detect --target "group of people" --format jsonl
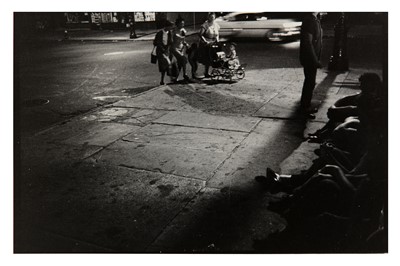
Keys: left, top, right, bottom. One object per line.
{"left": 256, "top": 14, "right": 387, "bottom": 252}
{"left": 255, "top": 72, "right": 387, "bottom": 252}
{"left": 153, "top": 12, "right": 239, "bottom": 85}
{"left": 154, "top": 12, "right": 387, "bottom": 252}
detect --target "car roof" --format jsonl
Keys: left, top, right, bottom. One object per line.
{"left": 223, "top": 12, "right": 259, "bottom": 18}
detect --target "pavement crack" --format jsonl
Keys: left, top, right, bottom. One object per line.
{"left": 205, "top": 118, "right": 263, "bottom": 183}
{"left": 151, "top": 121, "right": 250, "bottom": 133}
{"left": 117, "top": 164, "right": 206, "bottom": 182}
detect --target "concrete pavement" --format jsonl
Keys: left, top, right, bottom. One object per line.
{"left": 15, "top": 58, "right": 379, "bottom": 253}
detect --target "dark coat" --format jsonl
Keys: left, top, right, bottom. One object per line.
{"left": 299, "top": 14, "right": 323, "bottom": 67}
{"left": 153, "top": 30, "right": 173, "bottom": 72}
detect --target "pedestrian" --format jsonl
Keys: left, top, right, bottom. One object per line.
{"left": 299, "top": 12, "right": 323, "bottom": 118}
{"left": 170, "top": 17, "right": 190, "bottom": 82}
{"left": 153, "top": 20, "right": 174, "bottom": 85}
{"left": 197, "top": 12, "right": 220, "bottom": 78}
{"left": 129, "top": 13, "right": 137, "bottom": 39}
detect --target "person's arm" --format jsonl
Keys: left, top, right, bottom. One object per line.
{"left": 199, "top": 26, "right": 209, "bottom": 44}
{"left": 319, "top": 165, "right": 356, "bottom": 193}
{"left": 232, "top": 50, "right": 237, "bottom": 59}
{"left": 215, "top": 24, "right": 220, "bottom": 42}
{"left": 327, "top": 95, "right": 360, "bottom": 120}
{"left": 334, "top": 94, "right": 359, "bottom": 107}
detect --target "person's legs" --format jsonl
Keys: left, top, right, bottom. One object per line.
{"left": 181, "top": 56, "right": 189, "bottom": 80}
{"left": 204, "top": 65, "right": 210, "bottom": 77}
{"left": 286, "top": 177, "right": 342, "bottom": 217}
{"left": 177, "top": 53, "right": 189, "bottom": 80}
{"left": 188, "top": 50, "right": 198, "bottom": 79}
{"left": 301, "top": 65, "right": 318, "bottom": 110}
{"left": 160, "top": 71, "right": 166, "bottom": 85}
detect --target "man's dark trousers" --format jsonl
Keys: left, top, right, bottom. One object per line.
{"left": 300, "top": 64, "right": 317, "bottom": 109}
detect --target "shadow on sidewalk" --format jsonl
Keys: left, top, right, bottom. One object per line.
{"left": 149, "top": 72, "right": 340, "bottom": 253}
{"left": 15, "top": 72, "right": 340, "bottom": 253}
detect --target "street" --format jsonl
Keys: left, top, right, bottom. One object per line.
{"left": 15, "top": 32, "right": 384, "bottom": 252}
{"left": 16, "top": 35, "right": 383, "bottom": 134}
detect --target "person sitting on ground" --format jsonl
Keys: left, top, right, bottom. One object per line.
{"left": 258, "top": 119, "right": 387, "bottom": 252}
{"left": 254, "top": 76, "right": 387, "bottom": 252}
{"left": 255, "top": 73, "right": 383, "bottom": 193}
{"left": 308, "top": 73, "right": 382, "bottom": 142}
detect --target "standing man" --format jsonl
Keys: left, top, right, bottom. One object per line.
{"left": 129, "top": 13, "right": 137, "bottom": 39}
{"left": 299, "top": 12, "right": 323, "bottom": 118}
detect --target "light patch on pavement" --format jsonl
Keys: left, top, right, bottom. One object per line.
{"left": 99, "top": 108, "right": 129, "bottom": 116}
{"left": 93, "top": 96, "right": 129, "bottom": 101}
{"left": 104, "top": 52, "right": 124, "bottom": 56}
{"left": 281, "top": 41, "right": 300, "bottom": 49}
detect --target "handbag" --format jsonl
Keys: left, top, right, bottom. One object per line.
{"left": 151, "top": 46, "right": 157, "bottom": 64}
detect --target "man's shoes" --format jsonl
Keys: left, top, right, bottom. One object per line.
{"left": 306, "top": 107, "right": 318, "bottom": 114}
{"left": 299, "top": 107, "right": 317, "bottom": 119}
{"left": 308, "top": 135, "right": 323, "bottom": 143}
{"left": 183, "top": 74, "right": 190, "bottom": 81}
{"left": 255, "top": 168, "right": 294, "bottom": 194}
{"left": 301, "top": 112, "right": 316, "bottom": 119}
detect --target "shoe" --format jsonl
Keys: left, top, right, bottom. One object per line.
{"left": 300, "top": 112, "right": 316, "bottom": 119}
{"left": 160, "top": 81, "right": 165, "bottom": 85}
{"left": 255, "top": 168, "right": 294, "bottom": 194}
{"left": 183, "top": 74, "right": 190, "bottom": 81}
{"left": 307, "top": 107, "right": 318, "bottom": 114}
{"left": 266, "top": 167, "right": 280, "bottom": 181}
{"left": 308, "top": 135, "right": 323, "bottom": 143}
{"left": 298, "top": 107, "right": 316, "bottom": 119}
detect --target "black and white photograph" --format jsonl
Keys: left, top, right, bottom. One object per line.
{"left": 3, "top": 0, "right": 399, "bottom": 264}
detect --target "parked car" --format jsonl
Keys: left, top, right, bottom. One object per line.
{"left": 215, "top": 12, "right": 303, "bottom": 42}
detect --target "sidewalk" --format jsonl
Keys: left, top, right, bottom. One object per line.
{"left": 16, "top": 64, "right": 376, "bottom": 252}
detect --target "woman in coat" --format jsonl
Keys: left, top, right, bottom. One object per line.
{"left": 153, "top": 20, "right": 174, "bottom": 85}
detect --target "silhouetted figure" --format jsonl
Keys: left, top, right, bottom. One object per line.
{"left": 299, "top": 12, "right": 323, "bottom": 118}
{"left": 129, "top": 13, "right": 137, "bottom": 39}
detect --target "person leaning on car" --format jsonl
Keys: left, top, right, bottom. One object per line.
{"left": 299, "top": 12, "right": 323, "bottom": 117}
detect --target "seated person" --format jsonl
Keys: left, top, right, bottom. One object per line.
{"left": 309, "top": 73, "right": 382, "bottom": 142}
{"left": 224, "top": 42, "right": 240, "bottom": 69}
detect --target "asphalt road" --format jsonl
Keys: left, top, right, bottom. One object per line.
{"left": 15, "top": 35, "right": 384, "bottom": 135}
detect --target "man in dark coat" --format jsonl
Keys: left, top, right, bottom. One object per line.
{"left": 299, "top": 12, "right": 323, "bottom": 118}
